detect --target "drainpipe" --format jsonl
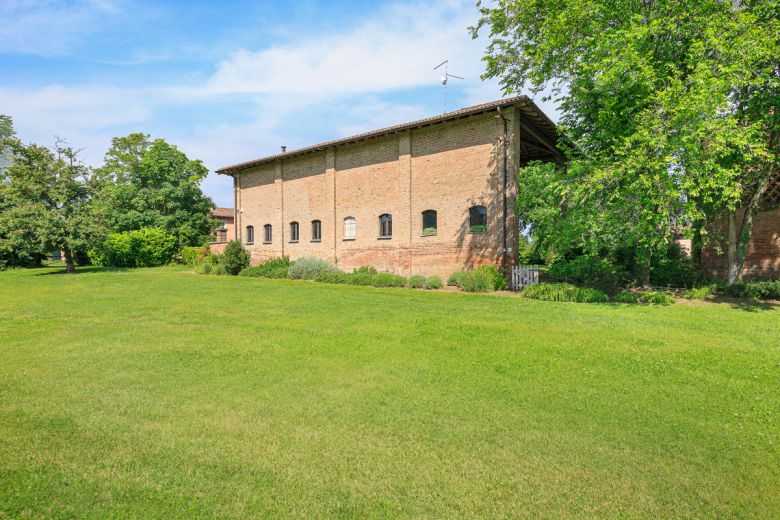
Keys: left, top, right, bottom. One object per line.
{"left": 496, "top": 107, "right": 509, "bottom": 274}
{"left": 233, "top": 175, "right": 239, "bottom": 241}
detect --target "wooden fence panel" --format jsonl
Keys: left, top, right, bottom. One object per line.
{"left": 511, "top": 265, "right": 539, "bottom": 291}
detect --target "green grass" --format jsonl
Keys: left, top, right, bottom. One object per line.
{"left": 1, "top": 266, "right": 779, "bottom": 518}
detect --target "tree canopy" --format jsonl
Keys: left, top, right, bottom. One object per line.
{"left": 473, "top": 0, "right": 779, "bottom": 284}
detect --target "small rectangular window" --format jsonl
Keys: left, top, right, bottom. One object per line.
{"left": 263, "top": 224, "right": 272, "bottom": 243}
{"left": 344, "top": 217, "right": 356, "bottom": 239}
{"left": 311, "top": 220, "right": 321, "bottom": 241}
{"left": 290, "top": 222, "right": 299, "bottom": 242}
{"left": 246, "top": 226, "right": 254, "bottom": 244}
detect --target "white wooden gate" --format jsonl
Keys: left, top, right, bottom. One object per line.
{"left": 511, "top": 265, "right": 539, "bottom": 291}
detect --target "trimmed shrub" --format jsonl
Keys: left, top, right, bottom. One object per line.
{"left": 613, "top": 290, "right": 639, "bottom": 304}
{"left": 638, "top": 291, "right": 675, "bottom": 305}
{"left": 409, "top": 275, "right": 427, "bottom": 288}
{"left": 288, "top": 256, "right": 338, "bottom": 280}
{"left": 221, "top": 240, "right": 250, "bottom": 275}
{"left": 447, "top": 271, "right": 467, "bottom": 287}
{"left": 522, "top": 283, "right": 608, "bottom": 303}
{"left": 314, "top": 271, "right": 352, "bottom": 284}
{"left": 353, "top": 266, "right": 378, "bottom": 275}
{"left": 460, "top": 270, "right": 494, "bottom": 293}
{"left": 349, "top": 272, "right": 375, "bottom": 286}
{"left": 195, "top": 254, "right": 220, "bottom": 275}
{"left": 422, "top": 227, "right": 437, "bottom": 236}
{"left": 424, "top": 276, "right": 443, "bottom": 290}
{"left": 371, "top": 272, "right": 408, "bottom": 288}
{"left": 94, "top": 227, "right": 175, "bottom": 268}
{"left": 684, "top": 285, "right": 715, "bottom": 300}
{"left": 724, "top": 280, "right": 780, "bottom": 300}
{"left": 181, "top": 246, "right": 210, "bottom": 266}
{"left": 239, "top": 257, "right": 291, "bottom": 279}
{"left": 470, "top": 224, "right": 487, "bottom": 233}
{"left": 475, "top": 264, "right": 508, "bottom": 290}
{"left": 649, "top": 243, "right": 699, "bottom": 287}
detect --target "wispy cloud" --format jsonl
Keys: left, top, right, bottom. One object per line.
{"left": 0, "top": 0, "right": 124, "bottom": 56}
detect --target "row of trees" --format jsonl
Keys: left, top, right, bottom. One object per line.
{"left": 474, "top": 0, "right": 778, "bottom": 285}
{"left": 0, "top": 117, "right": 217, "bottom": 273}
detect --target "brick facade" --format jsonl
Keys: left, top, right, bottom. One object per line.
{"left": 700, "top": 207, "right": 780, "bottom": 279}
{"left": 218, "top": 98, "right": 558, "bottom": 279}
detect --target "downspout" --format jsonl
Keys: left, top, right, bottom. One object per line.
{"left": 496, "top": 107, "right": 509, "bottom": 274}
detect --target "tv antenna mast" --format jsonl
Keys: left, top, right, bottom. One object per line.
{"left": 433, "top": 60, "right": 463, "bottom": 113}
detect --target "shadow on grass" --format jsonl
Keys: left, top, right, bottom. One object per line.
{"left": 710, "top": 296, "right": 779, "bottom": 313}
{"left": 35, "top": 265, "right": 128, "bottom": 276}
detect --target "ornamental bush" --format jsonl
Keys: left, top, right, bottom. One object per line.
{"left": 548, "top": 256, "right": 625, "bottom": 294}
{"left": 314, "top": 271, "right": 352, "bottom": 284}
{"left": 447, "top": 271, "right": 467, "bottom": 287}
{"left": 684, "top": 285, "right": 715, "bottom": 300}
{"left": 724, "top": 280, "right": 780, "bottom": 300}
{"left": 287, "top": 256, "right": 338, "bottom": 280}
{"left": 613, "top": 290, "right": 639, "bottom": 304}
{"left": 424, "top": 276, "right": 443, "bottom": 289}
{"left": 637, "top": 291, "right": 675, "bottom": 305}
{"left": 460, "top": 270, "right": 494, "bottom": 293}
{"left": 181, "top": 246, "right": 210, "bottom": 266}
{"left": 239, "top": 257, "right": 291, "bottom": 278}
{"left": 475, "top": 264, "right": 507, "bottom": 290}
{"left": 371, "top": 273, "right": 408, "bottom": 288}
{"left": 221, "top": 240, "right": 250, "bottom": 275}
{"left": 522, "top": 283, "right": 608, "bottom": 303}
{"left": 409, "top": 275, "right": 427, "bottom": 288}
{"left": 353, "top": 266, "right": 378, "bottom": 275}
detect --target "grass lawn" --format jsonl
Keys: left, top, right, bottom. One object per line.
{"left": 1, "top": 266, "right": 778, "bottom": 518}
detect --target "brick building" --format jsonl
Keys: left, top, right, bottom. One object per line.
{"left": 209, "top": 207, "right": 234, "bottom": 244}
{"left": 216, "top": 97, "right": 560, "bottom": 278}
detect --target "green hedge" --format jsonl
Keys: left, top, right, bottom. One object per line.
{"left": 409, "top": 275, "right": 426, "bottom": 288}
{"left": 92, "top": 227, "right": 176, "bottom": 268}
{"left": 424, "top": 276, "right": 443, "bottom": 290}
{"left": 460, "top": 271, "right": 494, "bottom": 292}
{"left": 288, "top": 257, "right": 338, "bottom": 280}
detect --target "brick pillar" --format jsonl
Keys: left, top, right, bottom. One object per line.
{"left": 398, "top": 131, "right": 413, "bottom": 276}
{"left": 325, "top": 148, "right": 337, "bottom": 265}
{"left": 274, "top": 160, "right": 284, "bottom": 257}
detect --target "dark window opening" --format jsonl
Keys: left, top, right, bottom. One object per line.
{"left": 311, "top": 220, "right": 321, "bottom": 241}
{"left": 290, "top": 221, "right": 299, "bottom": 242}
{"left": 422, "top": 210, "right": 437, "bottom": 236}
{"left": 263, "top": 224, "right": 272, "bottom": 243}
{"left": 245, "top": 225, "right": 254, "bottom": 244}
{"left": 379, "top": 214, "right": 392, "bottom": 238}
{"left": 469, "top": 205, "right": 487, "bottom": 233}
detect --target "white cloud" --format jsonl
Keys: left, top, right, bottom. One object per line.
{"left": 0, "top": 0, "right": 123, "bottom": 56}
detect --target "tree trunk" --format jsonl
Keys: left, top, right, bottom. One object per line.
{"left": 63, "top": 246, "right": 76, "bottom": 274}
{"left": 726, "top": 211, "right": 739, "bottom": 285}
{"left": 726, "top": 128, "right": 778, "bottom": 286}
{"left": 639, "top": 248, "right": 651, "bottom": 287}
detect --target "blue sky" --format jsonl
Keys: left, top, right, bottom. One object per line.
{"left": 1, "top": 0, "right": 558, "bottom": 207}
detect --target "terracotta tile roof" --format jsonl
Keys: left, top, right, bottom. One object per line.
{"left": 210, "top": 207, "right": 234, "bottom": 218}
{"left": 216, "top": 96, "right": 558, "bottom": 174}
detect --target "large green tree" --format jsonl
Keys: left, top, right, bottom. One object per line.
{"left": 96, "top": 133, "right": 218, "bottom": 249}
{"left": 1, "top": 138, "right": 104, "bottom": 273}
{"left": 473, "top": 0, "right": 778, "bottom": 284}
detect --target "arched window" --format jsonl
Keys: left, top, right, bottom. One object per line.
{"left": 379, "top": 214, "right": 392, "bottom": 238}
{"left": 422, "top": 210, "right": 437, "bottom": 236}
{"left": 311, "top": 220, "right": 321, "bottom": 241}
{"left": 469, "top": 205, "right": 487, "bottom": 233}
{"left": 289, "top": 221, "right": 299, "bottom": 242}
{"left": 344, "top": 217, "right": 356, "bottom": 239}
{"left": 263, "top": 224, "right": 272, "bottom": 243}
{"left": 245, "top": 225, "right": 254, "bottom": 244}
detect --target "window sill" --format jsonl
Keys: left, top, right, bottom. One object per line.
{"left": 289, "top": 240, "right": 299, "bottom": 244}
{"left": 421, "top": 233, "right": 438, "bottom": 237}
{"left": 262, "top": 241, "right": 272, "bottom": 245}
{"left": 311, "top": 239, "right": 321, "bottom": 243}
{"left": 377, "top": 236, "right": 392, "bottom": 240}
{"left": 342, "top": 237, "right": 356, "bottom": 241}
{"left": 245, "top": 242, "right": 254, "bottom": 245}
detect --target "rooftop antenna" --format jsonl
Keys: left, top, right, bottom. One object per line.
{"left": 433, "top": 59, "right": 463, "bottom": 113}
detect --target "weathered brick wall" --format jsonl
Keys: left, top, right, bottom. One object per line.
{"left": 235, "top": 110, "right": 521, "bottom": 278}
{"left": 700, "top": 207, "right": 780, "bottom": 279}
